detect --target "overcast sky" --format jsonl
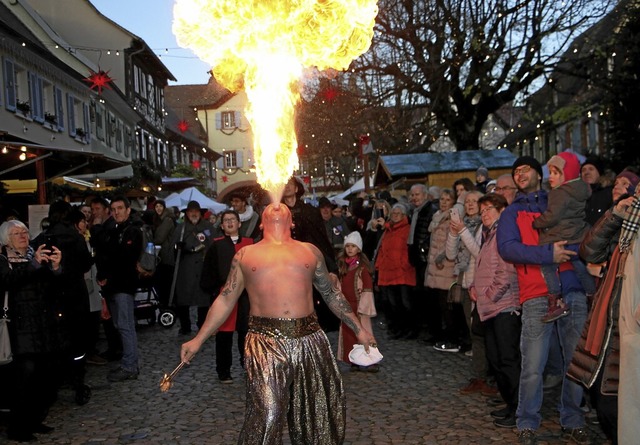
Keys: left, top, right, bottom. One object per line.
{"left": 90, "top": 0, "right": 212, "bottom": 85}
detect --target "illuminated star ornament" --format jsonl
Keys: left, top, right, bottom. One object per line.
{"left": 320, "top": 86, "right": 339, "bottom": 103}
{"left": 191, "top": 160, "right": 201, "bottom": 169}
{"left": 83, "top": 69, "right": 114, "bottom": 95}
{"left": 178, "top": 120, "right": 190, "bottom": 133}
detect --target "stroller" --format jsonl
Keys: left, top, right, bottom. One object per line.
{"left": 134, "top": 286, "right": 176, "bottom": 328}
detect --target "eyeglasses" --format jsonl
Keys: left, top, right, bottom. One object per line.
{"left": 222, "top": 218, "right": 238, "bottom": 223}
{"left": 480, "top": 206, "right": 496, "bottom": 215}
{"left": 494, "top": 186, "right": 517, "bottom": 192}
{"left": 513, "top": 165, "right": 531, "bottom": 176}
{"left": 9, "top": 230, "right": 29, "bottom": 237}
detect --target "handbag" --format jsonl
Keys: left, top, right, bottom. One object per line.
{"left": 1, "top": 291, "right": 12, "bottom": 365}
{"left": 447, "top": 272, "right": 466, "bottom": 305}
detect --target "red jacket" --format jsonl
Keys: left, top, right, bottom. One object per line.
{"left": 375, "top": 217, "right": 416, "bottom": 286}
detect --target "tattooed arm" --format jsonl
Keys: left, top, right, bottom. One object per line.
{"left": 311, "top": 245, "right": 376, "bottom": 350}
{"left": 181, "top": 248, "right": 246, "bottom": 363}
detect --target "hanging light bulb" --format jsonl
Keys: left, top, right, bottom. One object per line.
{"left": 19, "top": 153, "right": 27, "bottom": 161}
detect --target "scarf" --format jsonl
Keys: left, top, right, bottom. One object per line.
{"left": 5, "top": 245, "right": 35, "bottom": 264}
{"left": 346, "top": 256, "right": 359, "bottom": 269}
{"left": 239, "top": 205, "right": 255, "bottom": 223}
{"left": 453, "top": 214, "right": 482, "bottom": 275}
{"left": 619, "top": 197, "right": 640, "bottom": 252}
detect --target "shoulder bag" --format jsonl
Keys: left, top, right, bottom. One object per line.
{"left": 0, "top": 291, "right": 12, "bottom": 365}
{"left": 447, "top": 271, "right": 466, "bottom": 305}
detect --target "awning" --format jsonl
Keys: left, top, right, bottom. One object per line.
{"left": 0, "top": 141, "right": 129, "bottom": 183}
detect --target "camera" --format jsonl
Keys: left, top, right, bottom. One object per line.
{"left": 43, "top": 233, "right": 55, "bottom": 252}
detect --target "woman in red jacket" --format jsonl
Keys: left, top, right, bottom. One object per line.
{"left": 374, "top": 203, "right": 416, "bottom": 339}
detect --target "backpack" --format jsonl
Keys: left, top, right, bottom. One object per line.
{"left": 137, "top": 224, "right": 159, "bottom": 277}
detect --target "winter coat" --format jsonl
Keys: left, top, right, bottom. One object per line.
{"left": 238, "top": 206, "right": 262, "bottom": 241}
{"left": 324, "top": 216, "right": 351, "bottom": 251}
{"left": 472, "top": 221, "right": 520, "bottom": 321}
{"left": 0, "top": 246, "right": 61, "bottom": 355}
{"left": 286, "top": 199, "right": 337, "bottom": 273}
{"left": 533, "top": 179, "right": 591, "bottom": 245}
{"left": 37, "top": 221, "right": 92, "bottom": 316}
{"left": 569, "top": 208, "right": 623, "bottom": 394}
{"left": 171, "top": 218, "right": 215, "bottom": 307}
{"left": 153, "top": 208, "right": 176, "bottom": 266}
{"left": 497, "top": 190, "right": 585, "bottom": 304}
{"left": 98, "top": 217, "right": 143, "bottom": 296}
{"left": 374, "top": 217, "right": 416, "bottom": 286}
{"left": 618, "top": 233, "right": 640, "bottom": 444}
{"left": 408, "top": 199, "right": 438, "bottom": 267}
{"left": 425, "top": 210, "right": 456, "bottom": 290}
{"left": 584, "top": 183, "right": 613, "bottom": 227}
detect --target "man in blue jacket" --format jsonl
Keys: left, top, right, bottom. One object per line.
{"left": 497, "top": 156, "right": 591, "bottom": 445}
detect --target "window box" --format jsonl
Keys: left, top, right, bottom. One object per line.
{"left": 16, "top": 100, "right": 31, "bottom": 116}
{"left": 44, "top": 112, "right": 57, "bottom": 126}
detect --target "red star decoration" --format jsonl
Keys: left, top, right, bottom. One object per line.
{"left": 320, "top": 87, "right": 339, "bottom": 103}
{"left": 303, "top": 176, "right": 311, "bottom": 184}
{"left": 191, "top": 160, "right": 201, "bottom": 169}
{"left": 83, "top": 69, "right": 114, "bottom": 95}
{"left": 178, "top": 120, "right": 190, "bottom": 133}
{"left": 222, "top": 176, "right": 229, "bottom": 183}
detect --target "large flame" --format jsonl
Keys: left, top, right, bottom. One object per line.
{"left": 173, "top": 0, "right": 378, "bottom": 200}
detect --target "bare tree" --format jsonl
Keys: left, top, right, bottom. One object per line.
{"left": 350, "top": 0, "right": 613, "bottom": 151}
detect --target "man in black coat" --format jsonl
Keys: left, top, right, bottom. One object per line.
{"left": 407, "top": 184, "right": 439, "bottom": 340}
{"left": 282, "top": 176, "right": 339, "bottom": 331}
{"left": 97, "top": 196, "right": 143, "bottom": 383}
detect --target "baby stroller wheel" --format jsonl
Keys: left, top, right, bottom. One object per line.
{"left": 159, "top": 309, "right": 176, "bottom": 328}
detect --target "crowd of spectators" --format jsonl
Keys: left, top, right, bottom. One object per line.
{"left": 1, "top": 156, "right": 639, "bottom": 444}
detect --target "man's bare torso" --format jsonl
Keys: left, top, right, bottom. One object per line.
{"left": 239, "top": 239, "right": 318, "bottom": 319}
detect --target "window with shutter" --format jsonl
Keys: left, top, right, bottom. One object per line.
{"left": 3, "top": 58, "right": 16, "bottom": 111}
{"left": 28, "top": 72, "right": 44, "bottom": 123}
{"left": 67, "top": 93, "right": 76, "bottom": 136}
{"left": 224, "top": 150, "right": 238, "bottom": 168}
{"left": 54, "top": 87, "right": 64, "bottom": 131}
{"left": 82, "top": 103, "right": 91, "bottom": 142}
{"left": 221, "top": 111, "right": 236, "bottom": 129}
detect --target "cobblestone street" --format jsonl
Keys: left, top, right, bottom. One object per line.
{"left": 2, "top": 320, "right": 610, "bottom": 444}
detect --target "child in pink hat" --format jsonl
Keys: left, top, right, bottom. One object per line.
{"left": 533, "top": 152, "right": 596, "bottom": 322}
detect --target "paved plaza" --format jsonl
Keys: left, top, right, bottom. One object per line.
{"left": 1, "top": 318, "right": 610, "bottom": 444}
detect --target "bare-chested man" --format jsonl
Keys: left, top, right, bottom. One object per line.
{"left": 181, "top": 203, "right": 375, "bottom": 445}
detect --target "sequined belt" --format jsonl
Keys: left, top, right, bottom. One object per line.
{"left": 248, "top": 313, "right": 320, "bottom": 338}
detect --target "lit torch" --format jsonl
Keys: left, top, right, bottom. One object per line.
{"left": 159, "top": 361, "right": 187, "bottom": 392}
{"left": 173, "top": 0, "right": 378, "bottom": 200}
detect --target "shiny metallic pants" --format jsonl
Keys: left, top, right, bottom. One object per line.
{"left": 238, "top": 314, "right": 345, "bottom": 445}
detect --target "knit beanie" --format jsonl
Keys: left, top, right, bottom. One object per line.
{"left": 581, "top": 157, "right": 605, "bottom": 176}
{"left": 343, "top": 232, "right": 363, "bottom": 251}
{"left": 547, "top": 152, "right": 581, "bottom": 183}
{"left": 512, "top": 156, "right": 543, "bottom": 179}
{"left": 616, "top": 171, "right": 640, "bottom": 196}
{"left": 476, "top": 166, "right": 489, "bottom": 178}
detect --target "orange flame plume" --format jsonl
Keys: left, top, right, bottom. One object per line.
{"left": 173, "top": 0, "right": 378, "bottom": 199}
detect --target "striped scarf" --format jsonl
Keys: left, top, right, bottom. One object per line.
{"left": 619, "top": 197, "right": 640, "bottom": 252}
